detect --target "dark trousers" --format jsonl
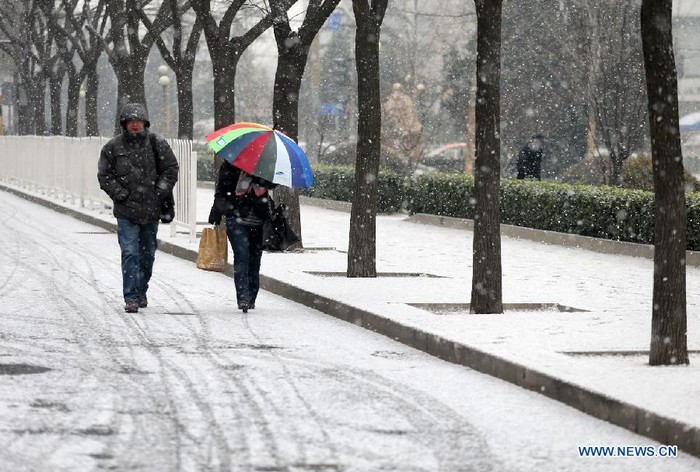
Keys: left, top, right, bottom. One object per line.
{"left": 117, "top": 218, "right": 159, "bottom": 302}
{"left": 226, "top": 218, "right": 263, "bottom": 306}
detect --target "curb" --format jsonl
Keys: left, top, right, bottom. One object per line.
{"left": 262, "top": 274, "right": 700, "bottom": 457}
{"left": 4, "top": 184, "right": 699, "bottom": 458}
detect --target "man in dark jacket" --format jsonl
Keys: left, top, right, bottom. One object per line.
{"left": 516, "top": 133, "right": 546, "bottom": 180}
{"left": 98, "top": 103, "right": 179, "bottom": 313}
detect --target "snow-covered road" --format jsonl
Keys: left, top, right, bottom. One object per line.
{"left": 0, "top": 191, "right": 697, "bottom": 472}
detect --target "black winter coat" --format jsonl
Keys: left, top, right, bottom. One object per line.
{"left": 208, "top": 163, "right": 276, "bottom": 226}
{"left": 516, "top": 144, "right": 543, "bottom": 180}
{"left": 97, "top": 130, "right": 179, "bottom": 224}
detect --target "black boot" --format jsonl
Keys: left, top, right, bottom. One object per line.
{"left": 124, "top": 300, "right": 139, "bottom": 313}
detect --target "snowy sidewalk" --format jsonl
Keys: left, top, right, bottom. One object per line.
{"left": 3, "top": 182, "right": 699, "bottom": 457}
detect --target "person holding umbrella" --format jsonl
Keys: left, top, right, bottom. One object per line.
{"left": 208, "top": 165, "right": 276, "bottom": 312}
{"left": 205, "top": 122, "right": 315, "bottom": 313}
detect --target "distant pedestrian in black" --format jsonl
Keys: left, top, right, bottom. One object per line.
{"left": 516, "top": 133, "right": 546, "bottom": 180}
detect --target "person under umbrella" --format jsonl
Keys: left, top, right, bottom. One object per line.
{"left": 205, "top": 122, "right": 314, "bottom": 313}
{"left": 208, "top": 163, "right": 276, "bottom": 312}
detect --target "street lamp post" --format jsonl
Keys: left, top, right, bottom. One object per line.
{"left": 78, "top": 84, "right": 86, "bottom": 137}
{"left": 415, "top": 82, "right": 425, "bottom": 117}
{"left": 157, "top": 65, "right": 171, "bottom": 137}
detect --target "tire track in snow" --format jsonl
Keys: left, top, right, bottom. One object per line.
{"left": 143, "top": 278, "right": 283, "bottom": 468}
{"left": 239, "top": 311, "right": 340, "bottom": 466}
{"left": 0, "top": 203, "right": 29, "bottom": 299}
{"left": 0, "top": 195, "right": 240, "bottom": 470}
{"left": 1, "top": 191, "right": 497, "bottom": 471}
{"left": 150, "top": 268, "right": 491, "bottom": 470}
{"left": 0, "top": 195, "right": 184, "bottom": 469}
{"left": 0, "top": 206, "right": 139, "bottom": 467}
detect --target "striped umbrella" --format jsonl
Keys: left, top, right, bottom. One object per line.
{"left": 205, "top": 122, "right": 314, "bottom": 188}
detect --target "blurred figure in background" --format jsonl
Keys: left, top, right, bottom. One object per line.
{"left": 517, "top": 133, "right": 547, "bottom": 180}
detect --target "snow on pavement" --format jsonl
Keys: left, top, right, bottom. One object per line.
{"left": 1, "top": 191, "right": 698, "bottom": 471}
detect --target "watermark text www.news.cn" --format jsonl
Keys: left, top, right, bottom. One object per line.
{"left": 578, "top": 445, "right": 678, "bottom": 458}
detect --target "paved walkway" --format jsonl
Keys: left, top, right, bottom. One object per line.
{"left": 3, "top": 182, "right": 699, "bottom": 458}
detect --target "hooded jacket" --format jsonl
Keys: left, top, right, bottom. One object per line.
{"left": 97, "top": 103, "right": 179, "bottom": 224}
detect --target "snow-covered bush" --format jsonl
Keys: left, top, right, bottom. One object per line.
{"left": 405, "top": 173, "right": 700, "bottom": 250}
{"left": 405, "top": 172, "right": 475, "bottom": 219}
{"left": 194, "top": 144, "right": 223, "bottom": 182}
{"left": 560, "top": 154, "right": 700, "bottom": 192}
{"left": 300, "top": 164, "right": 405, "bottom": 213}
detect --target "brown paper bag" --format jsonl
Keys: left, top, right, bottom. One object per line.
{"left": 196, "top": 227, "right": 228, "bottom": 272}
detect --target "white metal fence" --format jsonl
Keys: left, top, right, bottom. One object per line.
{"left": 0, "top": 135, "right": 197, "bottom": 240}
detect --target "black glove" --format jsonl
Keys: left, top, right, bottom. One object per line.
{"left": 208, "top": 205, "right": 222, "bottom": 225}
{"left": 155, "top": 188, "right": 168, "bottom": 201}
{"left": 155, "top": 181, "right": 171, "bottom": 200}
{"left": 115, "top": 188, "right": 130, "bottom": 202}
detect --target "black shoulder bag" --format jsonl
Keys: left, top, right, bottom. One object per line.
{"left": 150, "top": 134, "right": 175, "bottom": 224}
{"left": 262, "top": 197, "right": 300, "bottom": 252}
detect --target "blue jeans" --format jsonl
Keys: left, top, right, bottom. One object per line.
{"left": 226, "top": 218, "right": 263, "bottom": 306}
{"left": 117, "top": 218, "right": 159, "bottom": 302}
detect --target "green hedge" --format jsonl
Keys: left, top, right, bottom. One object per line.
{"left": 198, "top": 161, "right": 404, "bottom": 213}
{"left": 301, "top": 164, "right": 405, "bottom": 213}
{"left": 406, "top": 173, "right": 700, "bottom": 250}
{"left": 689, "top": 194, "right": 700, "bottom": 251}
{"left": 405, "top": 172, "right": 476, "bottom": 219}
{"left": 498, "top": 180, "right": 655, "bottom": 242}
{"left": 200, "top": 160, "right": 700, "bottom": 251}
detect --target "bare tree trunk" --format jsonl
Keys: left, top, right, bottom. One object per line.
{"left": 34, "top": 77, "right": 46, "bottom": 135}
{"left": 63, "top": 0, "right": 105, "bottom": 137}
{"left": 610, "top": 152, "right": 623, "bottom": 186}
{"left": 113, "top": 62, "right": 148, "bottom": 133}
{"left": 470, "top": 0, "right": 503, "bottom": 314}
{"left": 103, "top": 0, "right": 173, "bottom": 134}
{"left": 175, "top": 70, "right": 195, "bottom": 139}
{"left": 49, "top": 75, "right": 64, "bottom": 135}
{"left": 347, "top": 0, "right": 388, "bottom": 277}
{"left": 0, "top": 0, "right": 44, "bottom": 135}
{"left": 269, "top": 0, "right": 340, "bottom": 249}
{"left": 33, "top": 81, "right": 45, "bottom": 135}
{"left": 193, "top": 0, "right": 277, "bottom": 130}
{"left": 16, "top": 79, "right": 34, "bottom": 135}
{"left": 64, "top": 68, "right": 82, "bottom": 137}
{"left": 211, "top": 60, "right": 239, "bottom": 129}
{"left": 640, "top": 0, "right": 688, "bottom": 365}
{"left": 591, "top": 0, "right": 648, "bottom": 186}
{"left": 272, "top": 52, "right": 305, "bottom": 249}
{"left": 149, "top": 0, "right": 201, "bottom": 140}
{"left": 464, "top": 106, "right": 475, "bottom": 174}
{"left": 84, "top": 65, "right": 100, "bottom": 137}
{"left": 16, "top": 74, "right": 40, "bottom": 135}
